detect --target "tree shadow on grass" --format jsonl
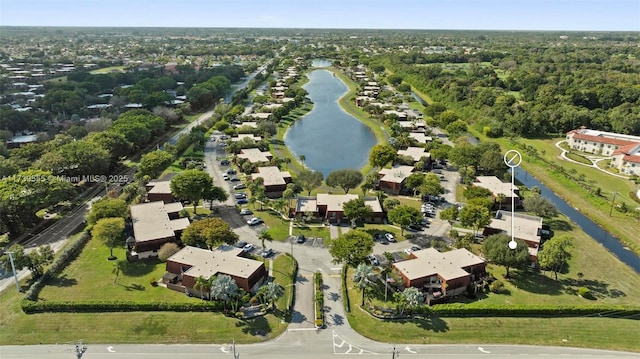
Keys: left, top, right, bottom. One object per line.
{"left": 546, "top": 218, "right": 573, "bottom": 231}
{"left": 119, "top": 283, "right": 146, "bottom": 291}
{"left": 235, "top": 315, "right": 273, "bottom": 336}
{"left": 120, "top": 259, "right": 159, "bottom": 277}
{"left": 559, "top": 277, "right": 618, "bottom": 299}
{"left": 386, "top": 314, "right": 449, "bottom": 333}
{"left": 507, "top": 269, "right": 564, "bottom": 295}
{"left": 49, "top": 274, "right": 78, "bottom": 287}
{"left": 131, "top": 315, "right": 168, "bottom": 335}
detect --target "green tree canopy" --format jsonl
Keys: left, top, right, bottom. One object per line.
{"left": 482, "top": 233, "right": 529, "bottom": 277}
{"left": 328, "top": 230, "right": 374, "bottom": 268}
{"left": 181, "top": 217, "right": 239, "bottom": 250}
{"left": 523, "top": 194, "right": 558, "bottom": 218}
{"left": 387, "top": 205, "right": 422, "bottom": 235}
{"left": 137, "top": 150, "right": 174, "bottom": 179}
{"left": 296, "top": 169, "right": 323, "bottom": 195}
{"left": 369, "top": 144, "right": 397, "bottom": 169}
{"left": 342, "top": 198, "right": 374, "bottom": 226}
{"left": 92, "top": 217, "right": 125, "bottom": 259}
{"left": 86, "top": 198, "right": 128, "bottom": 225}
{"left": 538, "top": 235, "right": 573, "bottom": 280}
{"left": 459, "top": 204, "right": 492, "bottom": 236}
{"left": 170, "top": 169, "right": 215, "bottom": 213}
{"left": 325, "top": 169, "right": 363, "bottom": 194}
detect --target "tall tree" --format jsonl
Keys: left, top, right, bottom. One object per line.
{"left": 369, "top": 144, "right": 397, "bottom": 169}
{"left": 170, "top": 169, "right": 215, "bottom": 213}
{"left": 92, "top": 217, "right": 125, "bottom": 260}
{"left": 523, "top": 194, "right": 558, "bottom": 218}
{"left": 137, "top": 150, "right": 174, "bottom": 179}
{"left": 404, "top": 173, "right": 424, "bottom": 197}
{"left": 328, "top": 230, "right": 374, "bottom": 268}
{"left": 181, "top": 217, "right": 239, "bottom": 250}
{"left": 326, "top": 169, "right": 363, "bottom": 194}
{"left": 210, "top": 274, "right": 239, "bottom": 310}
{"left": 459, "top": 204, "right": 492, "bottom": 237}
{"left": 86, "top": 198, "right": 128, "bottom": 225}
{"left": 352, "top": 263, "right": 374, "bottom": 306}
{"left": 538, "top": 235, "right": 573, "bottom": 280}
{"left": 296, "top": 170, "right": 323, "bottom": 195}
{"left": 402, "top": 286, "right": 424, "bottom": 315}
{"left": 257, "top": 282, "right": 284, "bottom": 311}
{"left": 342, "top": 198, "right": 374, "bottom": 226}
{"left": 482, "top": 233, "right": 529, "bottom": 278}
{"left": 387, "top": 205, "right": 422, "bottom": 235}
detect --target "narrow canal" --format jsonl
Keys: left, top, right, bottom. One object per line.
{"left": 515, "top": 168, "right": 640, "bottom": 273}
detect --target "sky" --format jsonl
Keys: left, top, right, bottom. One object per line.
{"left": 1, "top": 0, "right": 639, "bottom": 31}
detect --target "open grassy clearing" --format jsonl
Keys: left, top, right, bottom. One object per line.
{"left": 89, "top": 66, "right": 125, "bottom": 74}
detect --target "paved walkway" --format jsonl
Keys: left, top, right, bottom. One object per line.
{"left": 555, "top": 140, "right": 630, "bottom": 179}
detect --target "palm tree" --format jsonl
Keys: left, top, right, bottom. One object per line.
{"left": 258, "top": 282, "right": 284, "bottom": 311}
{"left": 259, "top": 230, "right": 273, "bottom": 256}
{"left": 496, "top": 193, "right": 506, "bottom": 211}
{"left": 210, "top": 274, "right": 239, "bottom": 310}
{"left": 402, "top": 287, "right": 424, "bottom": 316}
{"left": 194, "top": 275, "right": 210, "bottom": 300}
{"left": 299, "top": 154, "right": 306, "bottom": 166}
{"left": 352, "top": 263, "right": 374, "bottom": 306}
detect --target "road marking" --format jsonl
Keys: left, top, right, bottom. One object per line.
{"left": 478, "top": 346, "right": 491, "bottom": 354}
{"left": 106, "top": 346, "right": 115, "bottom": 353}
{"left": 220, "top": 346, "right": 230, "bottom": 353}
{"left": 404, "top": 346, "right": 416, "bottom": 354}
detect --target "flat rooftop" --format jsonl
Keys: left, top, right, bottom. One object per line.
{"left": 251, "top": 166, "right": 291, "bottom": 187}
{"left": 237, "top": 148, "right": 272, "bottom": 163}
{"left": 169, "top": 245, "right": 263, "bottom": 280}
{"left": 397, "top": 147, "right": 430, "bottom": 162}
{"left": 473, "top": 176, "right": 519, "bottom": 197}
{"left": 394, "top": 248, "right": 485, "bottom": 281}
{"left": 488, "top": 210, "right": 542, "bottom": 243}
{"left": 379, "top": 165, "right": 414, "bottom": 184}
{"left": 130, "top": 201, "right": 189, "bottom": 243}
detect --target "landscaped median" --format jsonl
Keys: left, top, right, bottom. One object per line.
{"left": 314, "top": 271, "right": 325, "bottom": 328}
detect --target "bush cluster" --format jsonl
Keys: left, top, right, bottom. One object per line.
{"left": 22, "top": 299, "right": 224, "bottom": 314}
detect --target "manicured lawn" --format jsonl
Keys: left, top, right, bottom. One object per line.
{"left": 89, "top": 66, "right": 125, "bottom": 74}
{"left": 270, "top": 254, "right": 296, "bottom": 312}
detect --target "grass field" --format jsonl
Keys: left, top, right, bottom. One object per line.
{"left": 0, "top": 234, "right": 293, "bottom": 345}
{"left": 90, "top": 66, "right": 125, "bottom": 74}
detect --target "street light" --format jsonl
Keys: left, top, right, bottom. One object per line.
{"left": 504, "top": 150, "right": 522, "bottom": 250}
{"left": 73, "top": 343, "right": 87, "bottom": 358}
{"left": 609, "top": 192, "right": 620, "bottom": 216}
{"left": 6, "top": 251, "right": 20, "bottom": 292}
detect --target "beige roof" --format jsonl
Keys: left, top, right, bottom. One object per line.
{"left": 296, "top": 197, "right": 318, "bottom": 213}
{"left": 232, "top": 134, "right": 262, "bottom": 142}
{"left": 409, "top": 133, "right": 433, "bottom": 143}
{"left": 473, "top": 176, "right": 519, "bottom": 198}
{"left": 147, "top": 180, "right": 172, "bottom": 195}
{"left": 394, "top": 248, "right": 485, "bottom": 281}
{"left": 363, "top": 197, "right": 384, "bottom": 213}
{"left": 249, "top": 113, "right": 271, "bottom": 120}
{"left": 237, "top": 148, "right": 272, "bottom": 163}
{"left": 379, "top": 165, "right": 414, "bottom": 184}
{"left": 130, "top": 201, "right": 189, "bottom": 243}
{"left": 317, "top": 193, "right": 358, "bottom": 212}
{"left": 488, "top": 210, "right": 542, "bottom": 244}
{"left": 169, "top": 245, "right": 263, "bottom": 280}
{"left": 397, "top": 147, "right": 430, "bottom": 162}
{"left": 251, "top": 166, "right": 292, "bottom": 186}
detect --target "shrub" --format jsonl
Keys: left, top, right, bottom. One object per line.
{"left": 489, "top": 280, "right": 505, "bottom": 293}
{"left": 578, "top": 287, "right": 595, "bottom": 299}
{"left": 158, "top": 242, "right": 180, "bottom": 262}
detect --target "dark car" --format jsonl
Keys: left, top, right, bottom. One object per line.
{"left": 235, "top": 240, "right": 247, "bottom": 249}
{"left": 220, "top": 159, "right": 230, "bottom": 166}
{"left": 230, "top": 177, "right": 241, "bottom": 182}
{"left": 227, "top": 168, "right": 237, "bottom": 175}
{"left": 236, "top": 198, "right": 248, "bottom": 204}
{"left": 407, "top": 224, "right": 422, "bottom": 232}
{"left": 261, "top": 248, "right": 274, "bottom": 258}
{"left": 296, "top": 234, "right": 306, "bottom": 244}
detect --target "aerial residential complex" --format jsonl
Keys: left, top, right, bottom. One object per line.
{"left": 566, "top": 128, "right": 640, "bottom": 176}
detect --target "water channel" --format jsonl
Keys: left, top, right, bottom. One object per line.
{"left": 514, "top": 168, "right": 640, "bottom": 273}
{"left": 284, "top": 64, "right": 377, "bottom": 177}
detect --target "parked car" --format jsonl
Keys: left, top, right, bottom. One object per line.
{"left": 239, "top": 208, "right": 253, "bottom": 215}
{"left": 373, "top": 233, "right": 384, "bottom": 242}
{"left": 407, "top": 224, "right": 422, "bottom": 232}
{"left": 384, "top": 233, "right": 396, "bottom": 242}
{"left": 223, "top": 174, "right": 230, "bottom": 181}
{"left": 234, "top": 192, "right": 247, "bottom": 199}
{"left": 233, "top": 183, "right": 246, "bottom": 190}
{"left": 236, "top": 198, "right": 248, "bottom": 205}
{"left": 227, "top": 169, "right": 236, "bottom": 175}
{"left": 261, "top": 248, "right": 274, "bottom": 258}
{"left": 242, "top": 243, "right": 255, "bottom": 253}
{"left": 404, "top": 245, "right": 422, "bottom": 255}
{"left": 368, "top": 254, "right": 380, "bottom": 266}
{"left": 247, "top": 217, "right": 263, "bottom": 226}
{"left": 296, "top": 234, "right": 306, "bottom": 244}
{"left": 220, "top": 159, "right": 230, "bottom": 166}
{"left": 218, "top": 142, "right": 226, "bottom": 148}
{"left": 230, "top": 177, "right": 241, "bottom": 182}
{"left": 235, "top": 240, "right": 247, "bottom": 249}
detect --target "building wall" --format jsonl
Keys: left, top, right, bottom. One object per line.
{"left": 147, "top": 193, "right": 175, "bottom": 204}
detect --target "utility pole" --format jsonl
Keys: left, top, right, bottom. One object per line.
{"left": 6, "top": 251, "right": 20, "bottom": 292}
{"left": 232, "top": 339, "right": 239, "bottom": 359}
{"left": 609, "top": 192, "right": 619, "bottom": 216}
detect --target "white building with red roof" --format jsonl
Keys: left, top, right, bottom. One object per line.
{"left": 566, "top": 128, "right": 640, "bottom": 176}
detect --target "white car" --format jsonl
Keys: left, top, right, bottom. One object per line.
{"left": 242, "top": 243, "right": 255, "bottom": 253}
{"left": 384, "top": 233, "right": 396, "bottom": 242}
{"left": 247, "top": 217, "right": 263, "bottom": 226}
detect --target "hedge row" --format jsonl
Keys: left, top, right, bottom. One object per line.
{"left": 341, "top": 264, "right": 350, "bottom": 313}
{"left": 431, "top": 304, "right": 640, "bottom": 318}
{"left": 314, "top": 271, "right": 324, "bottom": 328}
{"left": 24, "top": 232, "right": 92, "bottom": 301}
{"left": 22, "top": 299, "right": 225, "bottom": 314}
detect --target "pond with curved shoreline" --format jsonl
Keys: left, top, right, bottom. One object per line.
{"left": 284, "top": 68, "right": 377, "bottom": 177}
